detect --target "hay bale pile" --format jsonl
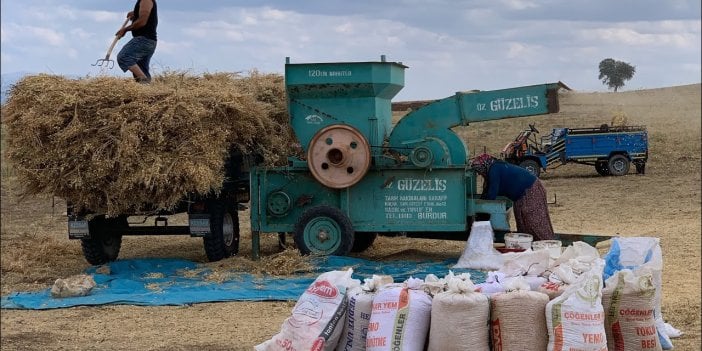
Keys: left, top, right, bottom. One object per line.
{"left": 3, "top": 71, "right": 294, "bottom": 215}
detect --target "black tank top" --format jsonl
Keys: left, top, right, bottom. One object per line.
{"left": 132, "top": 0, "right": 157, "bottom": 41}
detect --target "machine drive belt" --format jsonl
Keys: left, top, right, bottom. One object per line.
{"left": 290, "top": 99, "right": 340, "bottom": 122}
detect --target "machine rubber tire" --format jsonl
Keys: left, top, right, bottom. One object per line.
{"left": 294, "top": 206, "right": 354, "bottom": 256}
{"left": 203, "top": 201, "right": 240, "bottom": 262}
{"left": 519, "top": 159, "right": 541, "bottom": 177}
{"left": 351, "top": 232, "right": 378, "bottom": 253}
{"left": 608, "top": 154, "right": 630, "bottom": 176}
{"left": 81, "top": 215, "right": 127, "bottom": 265}
{"left": 595, "top": 161, "right": 611, "bottom": 176}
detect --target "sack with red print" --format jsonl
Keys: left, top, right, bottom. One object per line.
{"left": 336, "top": 275, "right": 393, "bottom": 351}
{"left": 365, "top": 277, "right": 433, "bottom": 351}
{"left": 490, "top": 277, "right": 550, "bottom": 351}
{"left": 429, "top": 271, "right": 489, "bottom": 351}
{"left": 546, "top": 258, "right": 607, "bottom": 351}
{"left": 603, "top": 269, "right": 661, "bottom": 351}
{"left": 255, "top": 269, "right": 359, "bottom": 351}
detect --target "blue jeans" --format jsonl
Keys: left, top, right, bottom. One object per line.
{"left": 117, "top": 36, "right": 157, "bottom": 79}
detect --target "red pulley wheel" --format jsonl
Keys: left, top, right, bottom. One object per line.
{"left": 307, "top": 125, "right": 371, "bottom": 189}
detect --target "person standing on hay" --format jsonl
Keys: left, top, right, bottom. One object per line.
{"left": 470, "top": 153, "right": 555, "bottom": 241}
{"left": 116, "top": 0, "right": 158, "bottom": 83}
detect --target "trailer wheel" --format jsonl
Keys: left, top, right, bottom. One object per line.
{"left": 81, "top": 215, "right": 127, "bottom": 265}
{"left": 351, "top": 232, "right": 378, "bottom": 253}
{"left": 203, "top": 202, "right": 240, "bottom": 261}
{"left": 595, "top": 161, "right": 611, "bottom": 176}
{"left": 519, "top": 159, "right": 541, "bottom": 177}
{"left": 608, "top": 155, "right": 630, "bottom": 176}
{"left": 294, "top": 206, "right": 354, "bottom": 256}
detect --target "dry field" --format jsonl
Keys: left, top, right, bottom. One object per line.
{"left": 1, "top": 84, "right": 700, "bottom": 350}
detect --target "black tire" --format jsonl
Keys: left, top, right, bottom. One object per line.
{"left": 81, "top": 215, "right": 127, "bottom": 265}
{"left": 519, "top": 159, "right": 541, "bottom": 177}
{"left": 203, "top": 201, "right": 240, "bottom": 262}
{"left": 293, "top": 206, "right": 354, "bottom": 256}
{"left": 595, "top": 161, "right": 611, "bottom": 176}
{"left": 608, "top": 154, "right": 630, "bottom": 176}
{"left": 351, "top": 232, "right": 378, "bottom": 253}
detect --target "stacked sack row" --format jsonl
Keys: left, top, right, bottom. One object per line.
{"left": 256, "top": 236, "right": 677, "bottom": 351}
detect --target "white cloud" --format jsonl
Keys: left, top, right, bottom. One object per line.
{"left": 260, "top": 7, "right": 287, "bottom": 21}
{"left": 69, "top": 28, "right": 93, "bottom": 41}
{"left": 3, "top": 24, "right": 65, "bottom": 46}
{"left": 580, "top": 20, "right": 700, "bottom": 49}
{"left": 155, "top": 40, "right": 192, "bottom": 55}
{"left": 84, "top": 10, "right": 122, "bottom": 23}
{"left": 585, "top": 27, "right": 695, "bottom": 48}
{"left": 334, "top": 22, "right": 355, "bottom": 35}
{"left": 501, "top": 0, "right": 540, "bottom": 10}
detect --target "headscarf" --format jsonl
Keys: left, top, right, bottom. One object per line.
{"left": 470, "top": 153, "right": 496, "bottom": 176}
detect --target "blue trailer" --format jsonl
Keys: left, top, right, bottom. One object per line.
{"left": 501, "top": 124, "right": 648, "bottom": 177}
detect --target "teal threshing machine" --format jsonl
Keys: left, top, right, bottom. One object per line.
{"left": 249, "top": 56, "right": 600, "bottom": 259}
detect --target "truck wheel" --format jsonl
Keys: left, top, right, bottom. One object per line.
{"left": 294, "top": 206, "right": 354, "bottom": 256}
{"left": 608, "top": 155, "right": 630, "bottom": 176}
{"left": 595, "top": 161, "right": 611, "bottom": 176}
{"left": 351, "top": 232, "right": 378, "bottom": 252}
{"left": 519, "top": 159, "right": 541, "bottom": 177}
{"left": 81, "top": 215, "right": 126, "bottom": 265}
{"left": 203, "top": 202, "right": 240, "bottom": 261}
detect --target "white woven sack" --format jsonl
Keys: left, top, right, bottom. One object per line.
{"left": 603, "top": 269, "right": 661, "bottom": 351}
{"left": 255, "top": 269, "right": 357, "bottom": 351}
{"left": 365, "top": 278, "right": 432, "bottom": 351}
{"left": 336, "top": 275, "right": 393, "bottom": 351}
{"left": 490, "top": 288, "right": 550, "bottom": 351}
{"left": 428, "top": 272, "right": 489, "bottom": 351}
{"left": 546, "top": 258, "right": 607, "bottom": 351}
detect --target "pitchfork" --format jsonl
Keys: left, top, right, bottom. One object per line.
{"left": 92, "top": 18, "right": 130, "bottom": 69}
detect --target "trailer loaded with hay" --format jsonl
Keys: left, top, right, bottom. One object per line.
{"left": 3, "top": 57, "right": 612, "bottom": 265}
{"left": 4, "top": 72, "right": 291, "bottom": 264}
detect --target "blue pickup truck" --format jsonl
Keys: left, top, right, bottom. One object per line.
{"left": 501, "top": 124, "right": 648, "bottom": 177}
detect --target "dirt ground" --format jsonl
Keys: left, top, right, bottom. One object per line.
{"left": 1, "top": 84, "right": 700, "bottom": 350}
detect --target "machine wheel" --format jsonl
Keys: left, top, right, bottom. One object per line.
{"left": 351, "top": 232, "right": 378, "bottom": 253}
{"left": 595, "top": 161, "right": 611, "bottom": 176}
{"left": 519, "top": 159, "right": 541, "bottom": 177}
{"left": 607, "top": 155, "right": 630, "bottom": 176}
{"left": 294, "top": 206, "right": 354, "bottom": 256}
{"left": 81, "top": 215, "right": 127, "bottom": 265}
{"left": 203, "top": 201, "right": 240, "bottom": 261}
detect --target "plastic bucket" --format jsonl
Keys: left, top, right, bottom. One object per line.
{"left": 532, "top": 240, "right": 563, "bottom": 261}
{"left": 504, "top": 233, "right": 533, "bottom": 250}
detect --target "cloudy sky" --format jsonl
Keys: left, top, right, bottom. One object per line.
{"left": 1, "top": 0, "right": 700, "bottom": 100}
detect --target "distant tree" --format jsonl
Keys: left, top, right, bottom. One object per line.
{"left": 598, "top": 58, "right": 636, "bottom": 92}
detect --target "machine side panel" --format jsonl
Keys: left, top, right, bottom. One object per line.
{"left": 348, "top": 169, "right": 467, "bottom": 232}
{"left": 252, "top": 167, "right": 340, "bottom": 233}
{"left": 252, "top": 167, "right": 468, "bottom": 233}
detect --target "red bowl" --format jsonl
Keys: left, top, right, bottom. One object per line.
{"left": 496, "top": 247, "right": 526, "bottom": 253}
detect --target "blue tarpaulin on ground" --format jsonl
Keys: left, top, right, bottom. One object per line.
{"left": 0, "top": 256, "right": 484, "bottom": 310}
